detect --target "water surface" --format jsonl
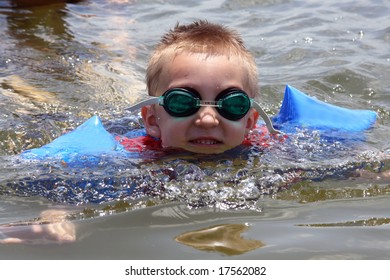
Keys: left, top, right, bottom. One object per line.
{"left": 0, "top": 0, "right": 389, "bottom": 259}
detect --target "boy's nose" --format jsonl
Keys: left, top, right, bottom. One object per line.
{"left": 194, "top": 107, "right": 220, "bottom": 128}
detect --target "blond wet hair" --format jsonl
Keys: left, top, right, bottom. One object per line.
{"left": 146, "top": 20, "right": 259, "bottom": 98}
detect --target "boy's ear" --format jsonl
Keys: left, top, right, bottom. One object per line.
{"left": 141, "top": 106, "right": 161, "bottom": 138}
{"left": 245, "top": 109, "right": 259, "bottom": 133}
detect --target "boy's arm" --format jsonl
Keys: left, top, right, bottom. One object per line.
{"left": 0, "top": 210, "right": 76, "bottom": 244}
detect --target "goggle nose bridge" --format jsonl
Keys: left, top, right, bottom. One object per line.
{"left": 196, "top": 100, "right": 222, "bottom": 107}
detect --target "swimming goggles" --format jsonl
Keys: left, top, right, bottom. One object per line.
{"left": 126, "top": 88, "right": 281, "bottom": 134}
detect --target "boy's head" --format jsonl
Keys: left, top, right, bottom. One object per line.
{"left": 146, "top": 20, "right": 259, "bottom": 97}
{"left": 141, "top": 20, "right": 261, "bottom": 154}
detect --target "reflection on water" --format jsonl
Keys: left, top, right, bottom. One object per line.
{"left": 175, "top": 224, "right": 264, "bottom": 256}
{"left": 2, "top": 75, "right": 59, "bottom": 106}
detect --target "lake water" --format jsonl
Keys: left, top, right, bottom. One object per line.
{"left": 0, "top": 0, "right": 389, "bottom": 260}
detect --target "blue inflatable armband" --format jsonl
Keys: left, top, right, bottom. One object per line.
{"left": 21, "top": 116, "right": 128, "bottom": 163}
{"left": 273, "top": 85, "right": 377, "bottom": 132}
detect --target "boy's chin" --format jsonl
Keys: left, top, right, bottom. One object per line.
{"left": 161, "top": 143, "right": 237, "bottom": 155}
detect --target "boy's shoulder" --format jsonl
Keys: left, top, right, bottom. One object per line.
{"left": 116, "top": 129, "right": 162, "bottom": 153}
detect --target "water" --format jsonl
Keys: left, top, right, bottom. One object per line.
{"left": 0, "top": 0, "right": 389, "bottom": 259}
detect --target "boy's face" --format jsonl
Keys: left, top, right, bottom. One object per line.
{"left": 142, "top": 53, "right": 259, "bottom": 154}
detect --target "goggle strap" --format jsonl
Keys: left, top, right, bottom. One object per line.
{"left": 251, "top": 100, "right": 282, "bottom": 134}
{"left": 125, "top": 96, "right": 161, "bottom": 112}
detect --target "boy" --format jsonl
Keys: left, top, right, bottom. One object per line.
{"left": 127, "top": 20, "right": 279, "bottom": 154}
{"left": 0, "top": 20, "right": 277, "bottom": 244}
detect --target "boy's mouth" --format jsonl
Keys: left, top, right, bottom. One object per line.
{"left": 190, "top": 138, "right": 222, "bottom": 145}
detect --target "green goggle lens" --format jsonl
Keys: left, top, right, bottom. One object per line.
{"left": 160, "top": 88, "right": 251, "bottom": 121}
{"left": 162, "top": 89, "right": 201, "bottom": 117}
{"left": 217, "top": 91, "right": 251, "bottom": 120}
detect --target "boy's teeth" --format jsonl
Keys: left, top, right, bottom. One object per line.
{"left": 193, "top": 139, "right": 218, "bottom": 145}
